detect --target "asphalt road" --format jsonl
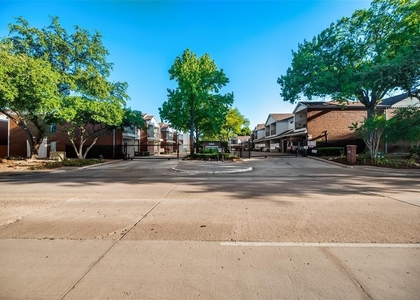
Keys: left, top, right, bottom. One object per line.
{"left": 0, "top": 157, "right": 419, "bottom": 299}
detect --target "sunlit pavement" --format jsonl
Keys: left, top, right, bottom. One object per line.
{"left": 1, "top": 157, "right": 419, "bottom": 299}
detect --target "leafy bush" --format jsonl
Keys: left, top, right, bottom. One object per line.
{"left": 190, "top": 152, "right": 238, "bottom": 160}
{"left": 202, "top": 149, "right": 218, "bottom": 154}
{"left": 314, "top": 147, "right": 344, "bottom": 156}
{"left": 409, "top": 147, "right": 420, "bottom": 155}
{"left": 192, "top": 153, "right": 219, "bottom": 159}
{"left": 365, "top": 151, "right": 385, "bottom": 159}
{"left": 30, "top": 158, "right": 103, "bottom": 170}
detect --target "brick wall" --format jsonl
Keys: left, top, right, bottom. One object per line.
{"left": 7, "top": 119, "right": 124, "bottom": 158}
{"left": 0, "top": 120, "right": 8, "bottom": 157}
{"left": 307, "top": 108, "right": 367, "bottom": 142}
{"left": 9, "top": 120, "right": 29, "bottom": 157}
{"left": 139, "top": 130, "right": 148, "bottom": 152}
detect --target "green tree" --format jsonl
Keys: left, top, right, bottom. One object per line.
{"left": 387, "top": 107, "right": 420, "bottom": 147}
{"left": 121, "top": 108, "right": 146, "bottom": 131}
{"left": 278, "top": 0, "right": 420, "bottom": 117}
{"left": 239, "top": 127, "right": 251, "bottom": 136}
{"left": 350, "top": 115, "right": 389, "bottom": 163}
{"left": 159, "top": 49, "right": 234, "bottom": 154}
{"left": 3, "top": 16, "right": 130, "bottom": 159}
{"left": 0, "top": 44, "right": 61, "bottom": 158}
{"left": 220, "top": 108, "right": 250, "bottom": 142}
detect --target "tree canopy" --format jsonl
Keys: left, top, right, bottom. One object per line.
{"left": 220, "top": 108, "right": 250, "bottom": 142}
{"left": 1, "top": 16, "right": 134, "bottom": 158}
{"left": 387, "top": 107, "right": 420, "bottom": 147}
{"left": 159, "top": 49, "right": 234, "bottom": 153}
{"left": 202, "top": 107, "right": 250, "bottom": 141}
{"left": 0, "top": 44, "right": 61, "bottom": 157}
{"left": 278, "top": 0, "right": 420, "bottom": 117}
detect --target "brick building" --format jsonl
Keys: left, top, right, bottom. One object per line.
{"left": 251, "top": 92, "right": 419, "bottom": 154}
{"left": 291, "top": 101, "right": 367, "bottom": 152}
{"left": 0, "top": 113, "right": 130, "bottom": 159}
{"left": 160, "top": 123, "right": 177, "bottom": 154}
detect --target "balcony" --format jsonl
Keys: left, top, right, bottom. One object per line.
{"left": 123, "top": 126, "right": 139, "bottom": 139}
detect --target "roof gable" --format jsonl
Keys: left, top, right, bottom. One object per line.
{"left": 292, "top": 101, "right": 365, "bottom": 113}
{"left": 255, "top": 123, "right": 265, "bottom": 131}
{"left": 379, "top": 92, "right": 420, "bottom": 107}
{"left": 265, "top": 113, "right": 293, "bottom": 125}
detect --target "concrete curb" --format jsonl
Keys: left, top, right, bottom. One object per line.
{"left": 170, "top": 166, "right": 253, "bottom": 175}
{"left": 307, "top": 155, "right": 354, "bottom": 168}
{"left": 307, "top": 155, "right": 420, "bottom": 176}
{"left": 52, "top": 159, "right": 123, "bottom": 173}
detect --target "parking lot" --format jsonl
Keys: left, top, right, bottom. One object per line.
{"left": 1, "top": 157, "right": 419, "bottom": 299}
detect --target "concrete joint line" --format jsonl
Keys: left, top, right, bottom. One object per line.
{"left": 322, "top": 248, "right": 373, "bottom": 300}
{"left": 59, "top": 182, "right": 183, "bottom": 300}
{"left": 363, "top": 190, "right": 420, "bottom": 208}
{"left": 220, "top": 242, "right": 419, "bottom": 248}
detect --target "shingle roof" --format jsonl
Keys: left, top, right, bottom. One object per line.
{"left": 299, "top": 101, "right": 365, "bottom": 109}
{"left": 237, "top": 136, "right": 250, "bottom": 141}
{"left": 378, "top": 91, "right": 419, "bottom": 107}
{"left": 255, "top": 123, "right": 265, "bottom": 131}
{"left": 270, "top": 113, "right": 293, "bottom": 121}
{"left": 143, "top": 114, "right": 154, "bottom": 121}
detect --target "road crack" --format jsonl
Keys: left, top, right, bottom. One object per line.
{"left": 322, "top": 247, "right": 373, "bottom": 300}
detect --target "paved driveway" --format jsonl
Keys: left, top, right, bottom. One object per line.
{"left": 1, "top": 157, "right": 419, "bottom": 299}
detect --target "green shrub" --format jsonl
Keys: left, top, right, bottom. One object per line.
{"left": 409, "top": 147, "right": 420, "bottom": 155}
{"left": 192, "top": 153, "right": 219, "bottom": 159}
{"left": 365, "top": 151, "right": 385, "bottom": 160}
{"left": 62, "top": 158, "right": 102, "bottom": 167}
{"left": 315, "top": 147, "right": 344, "bottom": 156}
{"left": 30, "top": 158, "right": 103, "bottom": 170}
{"left": 201, "top": 149, "right": 218, "bottom": 154}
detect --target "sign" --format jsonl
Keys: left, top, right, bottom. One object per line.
{"left": 307, "top": 141, "right": 316, "bottom": 148}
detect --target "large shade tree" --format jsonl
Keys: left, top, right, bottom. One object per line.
{"left": 220, "top": 107, "right": 250, "bottom": 142}
{"left": 387, "top": 107, "right": 420, "bottom": 147}
{"left": 278, "top": 0, "right": 420, "bottom": 117}
{"left": 2, "top": 16, "right": 133, "bottom": 158}
{"left": 0, "top": 44, "right": 61, "bottom": 158}
{"left": 202, "top": 107, "right": 250, "bottom": 141}
{"left": 159, "top": 49, "right": 234, "bottom": 153}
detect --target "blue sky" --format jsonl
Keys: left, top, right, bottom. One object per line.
{"left": 1, "top": 0, "right": 371, "bottom": 129}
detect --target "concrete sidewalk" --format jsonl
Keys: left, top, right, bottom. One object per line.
{"left": 1, "top": 239, "right": 419, "bottom": 300}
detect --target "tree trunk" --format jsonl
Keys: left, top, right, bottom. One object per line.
{"left": 83, "top": 137, "right": 99, "bottom": 159}
{"left": 367, "top": 105, "right": 375, "bottom": 118}
{"left": 358, "top": 89, "right": 377, "bottom": 118}
{"left": 189, "top": 128, "right": 194, "bottom": 154}
{"left": 3, "top": 112, "right": 42, "bottom": 159}
{"left": 189, "top": 97, "right": 195, "bottom": 154}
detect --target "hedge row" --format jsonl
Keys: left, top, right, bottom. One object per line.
{"left": 409, "top": 147, "right": 420, "bottom": 155}
{"left": 314, "top": 147, "right": 344, "bottom": 156}
{"left": 191, "top": 153, "right": 235, "bottom": 160}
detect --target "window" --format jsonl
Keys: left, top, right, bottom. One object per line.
{"left": 50, "top": 141, "right": 57, "bottom": 152}
{"left": 50, "top": 124, "right": 57, "bottom": 133}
